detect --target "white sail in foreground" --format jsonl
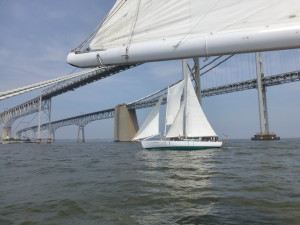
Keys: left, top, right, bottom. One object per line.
{"left": 165, "top": 80, "right": 184, "bottom": 125}
{"left": 185, "top": 74, "right": 216, "bottom": 137}
{"left": 132, "top": 96, "right": 163, "bottom": 140}
{"left": 165, "top": 103, "right": 185, "bottom": 138}
{"left": 68, "top": 0, "right": 300, "bottom": 67}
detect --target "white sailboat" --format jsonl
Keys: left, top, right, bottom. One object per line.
{"left": 67, "top": 0, "right": 300, "bottom": 68}
{"left": 132, "top": 61, "right": 222, "bottom": 150}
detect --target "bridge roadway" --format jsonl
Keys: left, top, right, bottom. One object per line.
{"left": 16, "top": 70, "right": 300, "bottom": 138}
{"left": 0, "top": 64, "right": 137, "bottom": 126}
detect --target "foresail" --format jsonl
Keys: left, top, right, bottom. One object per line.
{"left": 165, "top": 80, "right": 184, "bottom": 125}
{"left": 185, "top": 75, "right": 216, "bottom": 137}
{"left": 165, "top": 103, "right": 184, "bottom": 138}
{"left": 132, "top": 96, "right": 163, "bottom": 140}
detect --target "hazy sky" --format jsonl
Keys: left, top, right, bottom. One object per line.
{"left": 0, "top": 0, "right": 300, "bottom": 140}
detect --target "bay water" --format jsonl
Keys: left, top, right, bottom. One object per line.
{"left": 1, "top": 139, "right": 300, "bottom": 225}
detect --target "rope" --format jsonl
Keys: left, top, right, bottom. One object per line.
{"left": 73, "top": 0, "right": 127, "bottom": 51}
{"left": 201, "top": 55, "right": 234, "bottom": 76}
{"left": 125, "top": 0, "right": 142, "bottom": 56}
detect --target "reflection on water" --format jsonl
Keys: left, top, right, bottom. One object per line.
{"left": 0, "top": 139, "right": 300, "bottom": 225}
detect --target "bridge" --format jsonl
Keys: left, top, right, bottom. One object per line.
{"left": 1, "top": 51, "right": 300, "bottom": 142}
{"left": 0, "top": 64, "right": 137, "bottom": 139}
{"left": 15, "top": 69, "right": 300, "bottom": 142}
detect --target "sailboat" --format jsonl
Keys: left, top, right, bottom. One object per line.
{"left": 132, "top": 61, "right": 222, "bottom": 150}
{"left": 67, "top": 0, "right": 300, "bottom": 68}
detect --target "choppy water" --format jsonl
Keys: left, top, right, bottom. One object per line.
{"left": 1, "top": 139, "right": 300, "bottom": 225}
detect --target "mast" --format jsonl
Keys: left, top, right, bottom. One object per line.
{"left": 182, "top": 59, "right": 189, "bottom": 137}
{"left": 164, "top": 86, "right": 170, "bottom": 137}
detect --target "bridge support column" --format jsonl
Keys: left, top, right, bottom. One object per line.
{"left": 2, "top": 127, "right": 12, "bottom": 140}
{"left": 114, "top": 104, "right": 139, "bottom": 142}
{"left": 252, "top": 52, "right": 279, "bottom": 141}
{"left": 51, "top": 130, "right": 55, "bottom": 143}
{"left": 77, "top": 126, "right": 85, "bottom": 142}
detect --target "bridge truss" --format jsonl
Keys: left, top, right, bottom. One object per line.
{"left": 0, "top": 64, "right": 137, "bottom": 127}
{"left": 16, "top": 70, "right": 300, "bottom": 139}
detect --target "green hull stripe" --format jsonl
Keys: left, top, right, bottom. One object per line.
{"left": 145, "top": 146, "right": 221, "bottom": 151}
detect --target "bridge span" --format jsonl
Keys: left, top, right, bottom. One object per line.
{"left": 16, "top": 70, "right": 300, "bottom": 142}
{"left": 0, "top": 64, "right": 137, "bottom": 138}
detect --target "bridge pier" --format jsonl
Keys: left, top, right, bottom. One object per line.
{"left": 252, "top": 52, "right": 279, "bottom": 141}
{"left": 2, "top": 127, "right": 12, "bottom": 140}
{"left": 77, "top": 126, "right": 85, "bottom": 142}
{"left": 114, "top": 104, "right": 139, "bottom": 142}
{"left": 51, "top": 130, "right": 55, "bottom": 143}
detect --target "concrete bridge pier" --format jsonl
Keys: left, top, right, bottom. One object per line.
{"left": 77, "top": 126, "right": 85, "bottom": 142}
{"left": 2, "top": 127, "right": 12, "bottom": 140}
{"left": 114, "top": 104, "right": 139, "bottom": 142}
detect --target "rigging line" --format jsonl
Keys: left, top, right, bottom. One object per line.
{"left": 216, "top": 1, "right": 277, "bottom": 34}
{"left": 174, "top": 0, "right": 220, "bottom": 48}
{"left": 201, "top": 55, "right": 234, "bottom": 76}
{"left": 126, "top": 0, "right": 142, "bottom": 56}
{"left": 73, "top": 0, "right": 127, "bottom": 51}
{"left": 200, "top": 56, "right": 223, "bottom": 70}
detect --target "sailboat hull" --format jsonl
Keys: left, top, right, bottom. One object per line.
{"left": 141, "top": 140, "right": 222, "bottom": 150}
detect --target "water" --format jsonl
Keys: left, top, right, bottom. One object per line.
{"left": 1, "top": 139, "right": 300, "bottom": 225}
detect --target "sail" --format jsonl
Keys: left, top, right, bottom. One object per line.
{"left": 165, "top": 80, "right": 184, "bottom": 125}
{"left": 67, "top": 0, "right": 300, "bottom": 67}
{"left": 132, "top": 96, "right": 163, "bottom": 140}
{"left": 185, "top": 75, "right": 217, "bottom": 137}
{"left": 91, "top": 0, "right": 300, "bottom": 51}
{"left": 165, "top": 103, "right": 185, "bottom": 138}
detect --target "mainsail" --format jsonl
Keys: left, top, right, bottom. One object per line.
{"left": 68, "top": 0, "right": 300, "bottom": 67}
{"left": 185, "top": 74, "right": 216, "bottom": 137}
{"left": 132, "top": 96, "right": 163, "bottom": 140}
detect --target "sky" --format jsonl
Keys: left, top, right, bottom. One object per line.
{"left": 0, "top": 0, "right": 300, "bottom": 140}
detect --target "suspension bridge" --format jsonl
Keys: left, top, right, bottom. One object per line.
{"left": 1, "top": 50, "right": 300, "bottom": 142}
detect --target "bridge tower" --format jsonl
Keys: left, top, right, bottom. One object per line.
{"left": 114, "top": 104, "right": 139, "bottom": 142}
{"left": 251, "top": 52, "right": 280, "bottom": 141}
{"left": 36, "top": 96, "right": 52, "bottom": 143}
{"left": 77, "top": 125, "right": 85, "bottom": 142}
{"left": 193, "top": 58, "right": 201, "bottom": 104}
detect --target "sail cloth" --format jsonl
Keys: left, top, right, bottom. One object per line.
{"left": 68, "top": 0, "right": 300, "bottom": 67}
{"left": 166, "top": 72, "right": 216, "bottom": 138}
{"left": 165, "top": 81, "right": 184, "bottom": 125}
{"left": 166, "top": 103, "right": 185, "bottom": 138}
{"left": 132, "top": 96, "right": 163, "bottom": 140}
{"left": 90, "top": 0, "right": 300, "bottom": 51}
{"left": 185, "top": 74, "right": 216, "bottom": 137}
